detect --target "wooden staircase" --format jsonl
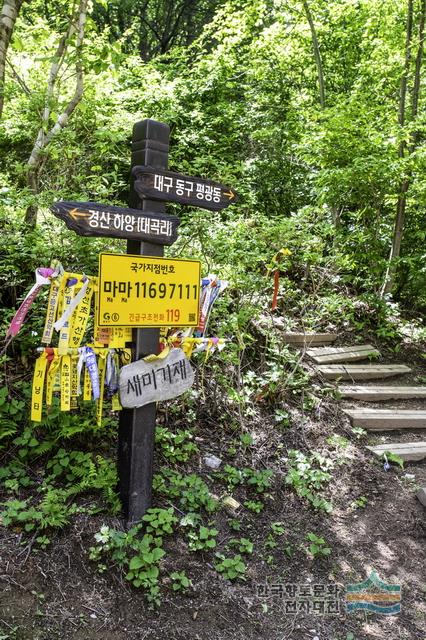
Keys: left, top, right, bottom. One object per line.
{"left": 294, "top": 332, "right": 426, "bottom": 508}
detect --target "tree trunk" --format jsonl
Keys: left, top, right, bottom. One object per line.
{"left": 0, "top": 0, "right": 24, "bottom": 118}
{"left": 302, "top": 0, "right": 325, "bottom": 109}
{"left": 381, "top": 0, "right": 425, "bottom": 295}
{"left": 25, "top": 0, "right": 88, "bottom": 227}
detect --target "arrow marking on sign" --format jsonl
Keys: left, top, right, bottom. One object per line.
{"left": 69, "top": 208, "right": 89, "bottom": 221}
{"left": 223, "top": 190, "right": 235, "bottom": 200}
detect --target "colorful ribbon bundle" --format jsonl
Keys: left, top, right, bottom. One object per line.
{"left": 195, "top": 275, "right": 228, "bottom": 337}
{"left": 8, "top": 262, "right": 229, "bottom": 426}
{"left": 31, "top": 346, "right": 130, "bottom": 424}
{"left": 161, "top": 336, "right": 227, "bottom": 359}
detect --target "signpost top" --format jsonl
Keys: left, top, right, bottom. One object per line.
{"left": 132, "top": 166, "right": 238, "bottom": 212}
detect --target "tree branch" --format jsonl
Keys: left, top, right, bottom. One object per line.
{"left": 302, "top": 0, "right": 325, "bottom": 109}
{"left": 381, "top": 0, "right": 425, "bottom": 296}
{"left": 25, "top": 0, "right": 88, "bottom": 226}
{"left": 0, "top": 0, "right": 25, "bottom": 117}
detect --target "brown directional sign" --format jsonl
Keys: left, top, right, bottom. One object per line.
{"left": 51, "top": 201, "right": 180, "bottom": 245}
{"left": 132, "top": 166, "right": 238, "bottom": 211}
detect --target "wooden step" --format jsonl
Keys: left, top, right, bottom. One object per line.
{"left": 307, "top": 344, "right": 377, "bottom": 357}
{"left": 367, "top": 442, "right": 426, "bottom": 462}
{"left": 417, "top": 487, "right": 426, "bottom": 507}
{"left": 307, "top": 344, "right": 380, "bottom": 364}
{"left": 344, "top": 409, "right": 426, "bottom": 431}
{"left": 338, "top": 386, "right": 426, "bottom": 401}
{"left": 281, "top": 332, "right": 337, "bottom": 346}
{"left": 317, "top": 364, "right": 411, "bottom": 381}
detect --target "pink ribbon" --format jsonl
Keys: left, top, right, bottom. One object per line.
{"left": 6, "top": 267, "right": 57, "bottom": 339}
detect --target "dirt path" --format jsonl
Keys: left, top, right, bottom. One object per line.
{"left": 1, "top": 340, "right": 425, "bottom": 640}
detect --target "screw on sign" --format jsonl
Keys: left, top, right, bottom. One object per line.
{"left": 132, "top": 166, "right": 238, "bottom": 211}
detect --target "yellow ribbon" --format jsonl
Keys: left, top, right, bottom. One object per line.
{"left": 96, "top": 349, "right": 108, "bottom": 427}
{"left": 41, "top": 277, "right": 61, "bottom": 344}
{"left": 31, "top": 351, "right": 48, "bottom": 422}
{"left": 60, "top": 354, "right": 71, "bottom": 411}
{"left": 68, "top": 277, "right": 94, "bottom": 349}
{"left": 46, "top": 350, "right": 60, "bottom": 406}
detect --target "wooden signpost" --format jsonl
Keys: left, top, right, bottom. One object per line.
{"left": 50, "top": 118, "right": 237, "bottom": 526}
{"left": 132, "top": 166, "right": 237, "bottom": 211}
{"left": 118, "top": 119, "right": 171, "bottom": 526}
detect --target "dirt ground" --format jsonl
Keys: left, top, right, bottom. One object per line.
{"left": 1, "top": 338, "right": 426, "bottom": 640}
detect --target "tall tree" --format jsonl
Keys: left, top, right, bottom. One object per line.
{"left": 302, "top": 0, "right": 325, "bottom": 109}
{"left": 0, "top": 0, "right": 24, "bottom": 118}
{"left": 90, "top": 0, "right": 221, "bottom": 61}
{"left": 381, "top": 0, "right": 426, "bottom": 295}
{"left": 25, "top": 0, "right": 88, "bottom": 227}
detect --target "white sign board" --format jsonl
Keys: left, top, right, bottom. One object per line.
{"left": 119, "top": 348, "right": 194, "bottom": 408}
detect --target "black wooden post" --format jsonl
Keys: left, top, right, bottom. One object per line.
{"left": 118, "top": 119, "right": 169, "bottom": 526}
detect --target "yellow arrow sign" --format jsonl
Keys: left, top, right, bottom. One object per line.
{"left": 69, "top": 208, "right": 89, "bottom": 221}
{"left": 223, "top": 190, "right": 235, "bottom": 201}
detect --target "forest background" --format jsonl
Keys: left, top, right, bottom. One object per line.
{"left": 1, "top": 1, "right": 426, "bottom": 639}
{"left": 1, "top": 0, "right": 426, "bottom": 312}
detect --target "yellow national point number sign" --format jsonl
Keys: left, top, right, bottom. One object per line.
{"left": 98, "top": 253, "right": 201, "bottom": 328}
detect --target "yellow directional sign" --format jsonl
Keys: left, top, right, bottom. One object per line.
{"left": 97, "top": 253, "right": 201, "bottom": 327}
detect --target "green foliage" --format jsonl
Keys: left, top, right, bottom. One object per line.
{"left": 243, "top": 500, "right": 264, "bottom": 513}
{"left": 351, "top": 496, "right": 368, "bottom": 510}
{"left": 381, "top": 451, "right": 405, "bottom": 469}
{"left": 274, "top": 409, "right": 290, "bottom": 429}
{"left": 228, "top": 518, "right": 241, "bottom": 531}
{"left": 0, "top": 375, "right": 27, "bottom": 446}
{"left": 187, "top": 525, "right": 218, "bottom": 551}
{"left": 153, "top": 468, "right": 218, "bottom": 513}
{"left": 170, "top": 571, "right": 192, "bottom": 592}
{"left": 242, "top": 342, "right": 311, "bottom": 404}
{"left": 263, "top": 534, "right": 278, "bottom": 550}
{"left": 305, "top": 532, "right": 332, "bottom": 559}
{"left": 0, "top": 490, "right": 76, "bottom": 531}
{"left": 216, "top": 465, "right": 273, "bottom": 494}
{"left": 1, "top": 0, "right": 426, "bottom": 618}
{"left": 0, "top": 389, "right": 121, "bottom": 534}
{"left": 214, "top": 554, "right": 246, "bottom": 581}
{"left": 239, "top": 432, "right": 253, "bottom": 449}
{"left": 285, "top": 450, "right": 334, "bottom": 513}
{"left": 1, "top": 0, "right": 425, "bottom": 309}
{"left": 243, "top": 468, "right": 273, "bottom": 494}
{"left": 217, "top": 464, "right": 243, "bottom": 491}
{"left": 142, "top": 507, "right": 178, "bottom": 536}
{"left": 155, "top": 426, "right": 198, "bottom": 463}
{"left": 89, "top": 521, "right": 167, "bottom": 606}
{"left": 228, "top": 537, "right": 253, "bottom": 555}
{"left": 270, "top": 521, "right": 285, "bottom": 536}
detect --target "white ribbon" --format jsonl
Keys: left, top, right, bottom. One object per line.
{"left": 76, "top": 347, "right": 86, "bottom": 395}
{"left": 54, "top": 276, "right": 89, "bottom": 332}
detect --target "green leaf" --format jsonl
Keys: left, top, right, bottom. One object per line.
{"left": 129, "top": 556, "right": 144, "bottom": 571}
